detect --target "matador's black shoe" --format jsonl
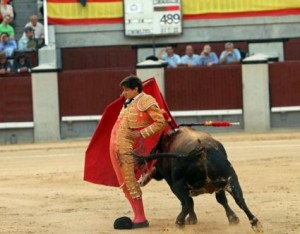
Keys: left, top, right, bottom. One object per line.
{"left": 113, "top": 216, "right": 149, "bottom": 229}
{"left": 132, "top": 220, "right": 149, "bottom": 229}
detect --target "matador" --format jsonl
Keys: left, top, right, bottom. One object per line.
{"left": 109, "top": 76, "right": 166, "bottom": 229}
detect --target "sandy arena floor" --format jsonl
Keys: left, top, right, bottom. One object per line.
{"left": 0, "top": 131, "right": 300, "bottom": 234}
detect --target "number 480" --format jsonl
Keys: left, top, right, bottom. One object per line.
{"left": 160, "top": 14, "right": 180, "bottom": 24}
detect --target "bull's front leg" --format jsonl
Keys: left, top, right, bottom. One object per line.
{"left": 171, "top": 179, "right": 197, "bottom": 226}
{"left": 186, "top": 198, "right": 197, "bottom": 225}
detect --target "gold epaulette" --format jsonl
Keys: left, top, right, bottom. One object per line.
{"left": 137, "top": 94, "right": 158, "bottom": 111}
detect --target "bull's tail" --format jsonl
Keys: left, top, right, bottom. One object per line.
{"left": 134, "top": 142, "right": 204, "bottom": 168}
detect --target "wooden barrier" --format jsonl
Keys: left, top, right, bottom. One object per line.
{"left": 165, "top": 65, "right": 243, "bottom": 110}
{"left": 269, "top": 61, "right": 300, "bottom": 107}
{"left": 58, "top": 68, "right": 135, "bottom": 117}
{"left": 61, "top": 46, "right": 137, "bottom": 70}
{"left": 0, "top": 73, "right": 33, "bottom": 122}
{"left": 284, "top": 38, "right": 300, "bottom": 61}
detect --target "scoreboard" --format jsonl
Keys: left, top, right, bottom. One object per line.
{"left": 124, "top": 0, "right": 182, "bottom": 36}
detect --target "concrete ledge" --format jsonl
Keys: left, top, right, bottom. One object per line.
{"left": 0, "top": 122, "right": 34, "bottom": 129}
{"left": 62, "top": 115, "right": 102, "bottom": 122}
{"left": 61, "top": 110, "right": 242, "bottom": 123}
{"left": 171, "top": 109, "right": 243, "bottom": 117}
{"left": 32, "top": 63, "right": 60, "bottom": 73}
{"left": 271, "top": 106, "right": 300, "bottom": 113}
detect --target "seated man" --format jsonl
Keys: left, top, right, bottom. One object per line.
{"left": 180, "top": 45, "right": 200, "bottom": 67}
{"left": 181, "top": 45, "right": 200, "bottom": 67}
{"left": 0, "top": 15, "right": 14, "bottom": 38}
{"left": 0, "top": 32, "right": 16, "bottom": 57}
{"left": 0, "top": 51, "right": 11, "bottom": 74}
{"left": 199, "top": 44, "right": 219, "bottom": 66}
{"left": 158, "top": 45, "right": 181, "bottom": 68}
{"left": 24, "top": 15, "right": 44, "bottom": 39}
{"left": 14, "top": 53, "right": 32, "bottom": 73}
{"left": 18, "top": 26, "right": 43, "bottom": 51}
{"left": 220, "top": 42, "right": 241, "bottom": 64}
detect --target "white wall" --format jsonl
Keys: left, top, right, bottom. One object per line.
{"left": 53, "top": 15, "right": 300, "bottom": 48}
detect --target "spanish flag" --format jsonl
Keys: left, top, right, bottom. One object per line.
{"left": 47, "top": 0, "right": 300, "bottom": 25}
{"left": 183, "top": 0, "right": 300, "bottom": 20}
{"left": 47, "top": 0, "right": 124, "bottom": 25}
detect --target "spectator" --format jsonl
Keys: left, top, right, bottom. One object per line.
{"left": 18, "top": 26, "right": 43, "bottom": 51}
{"left": 220, "top": 42, "right": 241, "bottom": 64}
{"left": 0, "top": 0, "right": 13, "bottom": 22}
{"left": 199, "top": 44, "right": 219, "bottom": 66}
{"left": 0, "top": 15, "right": 14, "bottom": 38}
{"left": 158, "top": 45, "right": 181, "bottom": 68}
{"left": 0, "top": 50, "right": 11, "bottom": 74}
{"left": 25, "top": 15, "right": 44, "bottom": 39}
{"left": 180, "top": 45, "right": 200, "bottom": 67}
{"left": 14, "top": 53, "right": 32, "bottom": 73}
{"left": 0, "top": 32, "right": 16, "bottom": 57}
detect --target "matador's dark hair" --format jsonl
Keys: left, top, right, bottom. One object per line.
{"left": 120, "top": 75, "right": 143, "bottom": 93}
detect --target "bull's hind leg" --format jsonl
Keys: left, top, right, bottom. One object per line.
{"left": 216, "top": 190, "right": 240, "bottom": 225}
{"left": 171, "top": 179, "right": 197, "bottom": 226}
{"left": 228, "top": 176, "right": 263, "bottom": 233}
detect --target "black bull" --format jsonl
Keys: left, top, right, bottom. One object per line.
{"left": 135, "top": 127, "right": 263, "bottom": 233}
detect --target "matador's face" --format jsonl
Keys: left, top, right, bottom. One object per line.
{"left": 121, "top": 86, "right": 139, "bottom": 100}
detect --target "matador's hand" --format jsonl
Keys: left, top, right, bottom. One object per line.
{"left": 127, "top": 130, "right": 141, "bottom": 139}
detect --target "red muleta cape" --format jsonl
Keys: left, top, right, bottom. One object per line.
{"left": 84, "top": 77, "right": 177, "bottom": 187}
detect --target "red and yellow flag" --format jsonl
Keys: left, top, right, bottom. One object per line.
{"left": 47, "top": 0, "right": 300, "bottom": 25}
{"left": 183, "top": 0, "right": 300, "bottom": 20}
{"left": 47, "top": 0, "right": 123, "bottom": 24}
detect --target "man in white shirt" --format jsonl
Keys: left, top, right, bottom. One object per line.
{"left": 24, "top": 15, "right": 44, "bottom": 39}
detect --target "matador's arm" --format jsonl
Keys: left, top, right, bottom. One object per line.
{"left": 140, "top": 105, "right": 167, "bottom": 138}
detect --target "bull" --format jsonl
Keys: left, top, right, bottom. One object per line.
{"left": 135, "top": 127, "right": 263, "bottom": 233}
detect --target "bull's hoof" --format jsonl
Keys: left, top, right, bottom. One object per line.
{"left": 251, "top": 218, "right": 264, "bottom": 233}
{"left": 175, "top": 219, "right": 185, "bottom": 227}
{"left": 228, "top": 214, "right": 240, "bottom": 225}
{"left": 186, "top": 215, "right": 197, "bottom": 225}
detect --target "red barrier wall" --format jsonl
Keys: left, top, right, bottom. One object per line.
{"left": 62, "top": 46, "right": 137, "bottom": 70}
{"left": 284, "top": 38, "right": 300, "bottom": 61}
{"left": 58, "top": 68, "right": 135, "bottom": 116}
{"left": 165, "top": 65, "right": 243, "bottom": 110}
{"left": 0, "top": 74, "right": 33, "bottom": 122}
{"left": 269, "top": 61, "right": 300, "bottom": 107}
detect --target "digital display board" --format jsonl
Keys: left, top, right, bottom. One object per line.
{"left": 124, "top": 0, "right": 182, "bottom": 36}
